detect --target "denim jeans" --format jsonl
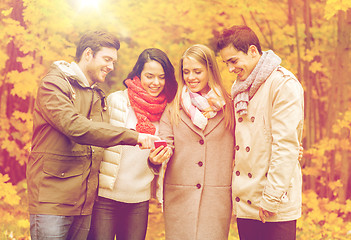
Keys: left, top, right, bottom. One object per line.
{"left": 30, "top": 214, "right": 91, "bottom": 240}
{"left": 88, "top": 197, "right": 149, "bottom": 240}
{"left": 237, "top": 218, "right": 296, "bottom": 240}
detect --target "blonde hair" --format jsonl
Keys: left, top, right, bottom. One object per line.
{"left": 169, "top": 44, "right": 235, "bottom": 130}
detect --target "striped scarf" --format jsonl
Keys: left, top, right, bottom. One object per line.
{"left": 181, "top": 86, "right": 225, "bottom": 130}
{"left": 231, "top": 50, "right": 281, "bottom": 115}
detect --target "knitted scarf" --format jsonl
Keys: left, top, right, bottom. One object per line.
{"left": 181, "top": 86, "right": 226, "bottom": 130}
{"left": 125, "top": 76, "right": 167, "bottom": 134}
{"left": 231, "top": 50, "right": 281, "bottom": 115}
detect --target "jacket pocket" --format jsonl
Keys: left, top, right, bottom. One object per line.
{"left": 278, "top": 172, "right": 302, "bottom": 214}
{"left": 38, "top": 155, "right": 87, "bottom": 205}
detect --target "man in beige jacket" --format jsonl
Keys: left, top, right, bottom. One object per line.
{"left": 217, "top": 25, "right": 304, "bottom": 240}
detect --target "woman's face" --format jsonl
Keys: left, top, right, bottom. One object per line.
{"left": 140, "top": 60, "right": 166, "bottom": 97}
{"left": 182, "top": 57, "right": 210, "bottom": 95}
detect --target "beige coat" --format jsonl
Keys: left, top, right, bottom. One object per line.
{"left": 233, "top": 66, "right": 304, "bottom": 221}
{"left": 159, "top": 106, "right": 235, "bottom": 240}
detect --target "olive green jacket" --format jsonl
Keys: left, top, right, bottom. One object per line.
{"left": 27, "top": 61, "right": 139, "bottom": 216}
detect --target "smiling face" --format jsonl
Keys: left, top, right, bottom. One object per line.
{"left": 220, "top": 44, "right": 260, "bottom": 81}
{"left": 85, "top": 47, "right": 117, "bottom": 85}
{"left": 140, "top": 60, "right": 166, "bottom": 97}
{"left": 182, "top": 57, "right": 210, "bottom": 95}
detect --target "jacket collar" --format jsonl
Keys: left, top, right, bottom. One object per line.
{"left": 179, "top": 108, "right": 224, "bottom": 137}
{"left": 52, "top": 60, "right": 107, "bottom": 110}
{"left": 53, "top": 61, "right": 91, "bottom": 88}
{"left": 70, "top": 62, "right": 91, "bottom": 87}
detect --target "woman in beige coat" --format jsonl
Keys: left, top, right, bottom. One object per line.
{"left": 157, "top": 44, "right": 236, "bottom": 240}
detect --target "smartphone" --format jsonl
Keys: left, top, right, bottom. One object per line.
{"left": 154, "top": 140, "right": 167, "bottom": 148}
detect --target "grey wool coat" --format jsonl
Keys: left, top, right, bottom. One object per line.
{"left": 159, "top": 106, "right": 235, "bottom": 240}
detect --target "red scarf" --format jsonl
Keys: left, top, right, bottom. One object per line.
{"left": 125, "top": 76, "right": 167, "bottom": 134}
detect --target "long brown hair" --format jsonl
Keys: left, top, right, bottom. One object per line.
{"left": 124, "top": 48, "right": 177, "bottom": 102}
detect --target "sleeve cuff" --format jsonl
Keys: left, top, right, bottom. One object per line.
{"left": 259, "top": 186, "right": 285, "bottom": 212}
{"left": 148, "top": 157, "right": 162, "bottom": 175}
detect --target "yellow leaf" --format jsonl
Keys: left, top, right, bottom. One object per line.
{"left": 1, "top": 7, "right": 13, "bottom": 17}
{"left": 309, "top": 61, "right": 323, "bottom": 73}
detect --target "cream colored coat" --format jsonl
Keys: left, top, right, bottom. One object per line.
{"left": 233, "top": 66, "right": 304, "bottom": 221}
{"left": 98, "top": 91, "right": 128, "bottom": 192}
{"left": 159, "top": 107, "right": 235, "bottom": 240}
{"left": 98, "top": 90, "right": 162, "bottom": 202}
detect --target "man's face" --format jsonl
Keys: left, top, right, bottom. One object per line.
{"left": 220, "top": 45, "right": 259, "bottom": 81}
{"left": 86, "top": 47, "right": 117, "bottom": 84}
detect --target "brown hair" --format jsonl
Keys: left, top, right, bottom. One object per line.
{"left": 124, "top": 48, "right": 178, "bottom": 102}
{"left": 217, "top": 25, "right": 262, "bottom": 55}
{"left": 75, "top": 30, "right": 120, "bottom": 62}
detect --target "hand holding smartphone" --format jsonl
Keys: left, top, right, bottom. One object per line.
{"left": 154, "top": 140, "right": 167, "bottom": 148}
{"left": 150, "top": 140, "right": 172, "bottom": 165}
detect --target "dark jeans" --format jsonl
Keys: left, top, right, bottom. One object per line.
{"left": 237, "top": 218, "right": 296, "bottom": 240}
{"left": 88, "top": 197, "right": 149, "bottom": 240}
{"left": 30, "top": 214, "right": 91, "bottom": 240}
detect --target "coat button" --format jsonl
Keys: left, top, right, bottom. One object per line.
{"left": 199, "top": 139, "right": 204, "bottom": 145}
{"left": 251, "top": 116, "right": 255, "bottom": 122}
{"left": 246, "top": 146, "right": 250, "bottom": 152}
{"left": 238, "top": 117, "right": 243, "bottom": 122}
{"left": 198, "top": 161, "right": 203, "bottom": 167}
{"left": 236, "top": 145, "right": 240, "bottom": 151}
{"left": 265, "top": 172, "right": 268, "bottom": 178}
{"left": 235, "top": 197, "right": 240, "bottom": 202}
{"left": 247, "top": 200, "right": 252, "bottom": 205}
{"left": 248, "top": 173, "right": 252, "bottom": 178}
{"left": 196, "top": 184, "right": 201, "bottom": 189}
{"left": 236, "top": 171, "right": 240, "bottom": 176}
{"left": 61, "top": 172, "right": 65, "bottom": 177}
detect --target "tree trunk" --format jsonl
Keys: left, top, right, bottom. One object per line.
{"left": 0, "top": 0, "right": 27, "bottom": 184}
{"left": 303, "top": 0, "right": 317, "bottom": 191}
{"left": 332, "top": 9, "right": 351, "bottom": 202}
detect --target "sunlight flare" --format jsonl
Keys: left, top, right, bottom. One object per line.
{"left": 78, "top": 0, "right": 100, "bottom": 10}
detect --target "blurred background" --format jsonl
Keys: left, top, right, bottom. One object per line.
{"left": 0, "top": 0, "right": 350, "bottom": 239}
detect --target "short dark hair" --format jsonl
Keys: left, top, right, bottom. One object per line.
{"left": 217, "top": 25, "right": 262, "bottom": 55}
{"left": 124, "top": 48, "right": 178, "bottom": 102}
{"left": 75, "top": 30, "right": 120, "bottom": 62}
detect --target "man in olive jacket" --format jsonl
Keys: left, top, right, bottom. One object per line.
{"left": 27, "top": 31, "right": 158, "bottom": 240}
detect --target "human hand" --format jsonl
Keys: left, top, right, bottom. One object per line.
{"left": 137, "top": 133, "right": 160, "bottom": 149}
{"left": 259, "top": 207, "right": 275, "bottom": 223}
{"left": 149, "top": 145, "right": 173, "bottom": 165}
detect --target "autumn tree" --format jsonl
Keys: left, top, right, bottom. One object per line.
{"left": 1, "top": 0, "right": 351, "bottom": 238}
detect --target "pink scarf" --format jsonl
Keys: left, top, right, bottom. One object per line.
{"left": 181, "top": 86, "right": 225, "bottom": 130}
{"left": 125, "top": 76, "right": 167, "bottom": 134}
